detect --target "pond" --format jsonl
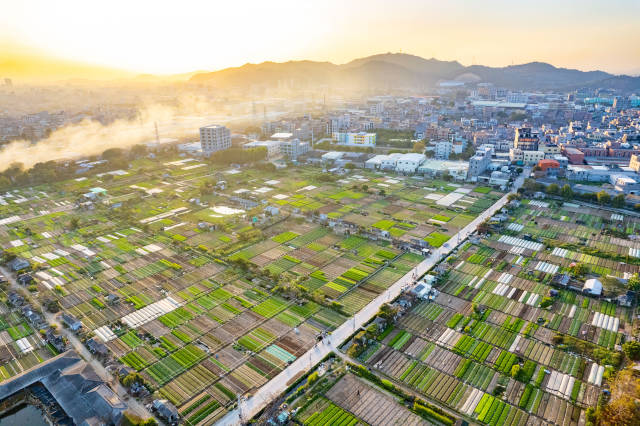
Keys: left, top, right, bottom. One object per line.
{"left": 0, "top": 404, "right": 49, "bottom": 426}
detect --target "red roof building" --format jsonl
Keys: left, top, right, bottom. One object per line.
{"left": 537, "top": 159, "right": 560, "bottom": 171}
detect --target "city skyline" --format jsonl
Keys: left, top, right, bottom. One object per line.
{"left": 1, "top": 0, "right": 639, "bottom": 80}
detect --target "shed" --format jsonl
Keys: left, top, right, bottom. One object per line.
{"left": 582, "top": 278, "right": 603, "bottom": 296}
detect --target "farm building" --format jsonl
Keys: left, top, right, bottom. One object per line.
{"left": 582, "top": 279, "right": 603, "bottom": 296}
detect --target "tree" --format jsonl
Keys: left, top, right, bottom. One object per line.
{"left": 570, "top": 263, "right": 589, "bottom": 277}
{"left": 68, "top": 217, "right": 80, "bottom": 230}
{"left": 539, "top": 296, "right": 554, "bottom": 309}
{"left": 509, "top": 112, "right": 527, "bottom": 122}
{"left": 122, "top": 372, "right": 145, "bottom": 387}
{"left": 130, "top": 144, "right": 148, "bottom": 157}
{"left": 378, "top": 304, "right": 399, "bottom": 321}
{"left": 628, "top": 274, "right": 640, "bottom": 292}
{"left": 477, "top": 219, "right": 490, "bottom": 235}
{"left": 412, "top": 141, "right": 425, "bottom": 153}
{"left": 510, "top": 364, "right": 521, "bottom": 379}
{"left": 307, "top": 371, "right": 319, "bottom": 385}
{"left": 546, "top": 184, "right": 559, "bottom": 195}
{"left": 597, "top": 190, "right": 611, "bottom": 205}
{"left": 561, "top": 184, "right": 573, "bottom": 199}
{"left": 612, "top": 193, "right": 626, "bottom": 208}
{"left": 623, "top": 341, "right": 640, "bottom": 360}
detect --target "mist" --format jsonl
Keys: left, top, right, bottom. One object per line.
{"left": 0, "top": 97, "right": 233, "bottom": 172}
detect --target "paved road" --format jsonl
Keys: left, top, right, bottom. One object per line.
{"left": 218, "top": 169, "right": 529, "bottom": 425}
{"left": 0, "top": 266, "right": 153, "bottom": 420}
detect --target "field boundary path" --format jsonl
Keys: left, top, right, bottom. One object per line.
{"left": 218, "top": 169, "right": 530, "bottom": 425}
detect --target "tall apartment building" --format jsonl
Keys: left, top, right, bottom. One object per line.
{"left": 514, "top": 127, "right": 539, "bottom": 151}
{"left": 280, "top": 139, "right": 310, "bottom": 160}
{"left": 199, "top": 125, "right": 231, "bottom": 155}
{"left": 332, "top": 132, "right": 376, "bottom": 147}
{"left": 468, "top": 146, "right": 493, "bottom": 177}
{"left": 630, "top": 154, "right": 640, "bottom": 172}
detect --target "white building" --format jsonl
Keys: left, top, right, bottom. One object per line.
{"left": 177, "top": 142, "right": 203, "bottom": 155}
{"left": 583, "top": 278, "right": 602, "bottom": 296}
{"left": 243, "top": 140, "right": 281, "bottom": 159}
{"left": 199, "top": 125, "right": 231, "bottom": 155}
{"left": 364, "top": 153, "right": 403, "bottom": 171}
{"left": 280, "top": 139, "right": 310, "bottom": 160}
{"left": 434, "top": 139, "right": 466, "bottom": 159}
{"left": 332, "top": 132, "right": 376, "bottom": 147}
{"left": 417, "top": 159, "right": 469, "bottom": 180}
{"left": 395, "top": 153, "right": 426, "bottom": 174}
{"left": 469, "top": 146, "right": 493, "bottom": 177}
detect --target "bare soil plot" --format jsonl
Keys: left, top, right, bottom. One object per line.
{"left": 326, "top": 373, "right": 429, "bottom": 426}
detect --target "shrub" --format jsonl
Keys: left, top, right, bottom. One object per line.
{"left": 623, "top": 341, "right": 640, "bottom": 360}
{"left": 412, "top": 402, "right": 454, "bottom": 425}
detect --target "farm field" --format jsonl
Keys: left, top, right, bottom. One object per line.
{"left": 348, "top": 198, "right": 638, "bottom": 425}
{"left": 293, "top": 371, "right": 431, "bottom": 426}
{"left": 0, "top": 153, "right": 505, "bottom": 423}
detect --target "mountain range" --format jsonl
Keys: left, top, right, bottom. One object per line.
{"left": 189, "top": 53, "right": 640, "bottom": 92}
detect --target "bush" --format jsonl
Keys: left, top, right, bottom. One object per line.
{"left": 380, "top": 379, "right": 395, "bottom": 391}
{"left": 412, "top": 402, "right": 454, "bottom": 425}
{"left": 307, "top": 371, "right": 319, "bottom": 386}
{"left": 623, "top": 341, "right": 640, "bottom": 361}
{"left": 540, "top": 296, "right": 554, "bottom": 309}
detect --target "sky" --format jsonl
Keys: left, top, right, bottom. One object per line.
{"left": 1, "top": 0, "right": 639, "bottom": 78}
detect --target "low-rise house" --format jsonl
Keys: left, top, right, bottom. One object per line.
{"left": 618, "top": 291, "right": 635, "bottom": 307}
{"left": 11, "top": 258, "right": 30, "bottom": 272}
{"left": 45, "top": 328, "right": 66, "bottom": 352}
{"left": 86, "top": 338, "right": 109, "bottom": 357}
{"left": 60, "top": 313, "right": 82, "bottom": 332}
{"left": 153, "top": 399, "right": 180, "bottom": 424}
{"left": 17, "top": 273, "right": 33, "bottom": 285}
{"left": 8, "top": 292, "right": 24, "bottom": 307}
{"left": 105, "top": 294, "right": 120, "bottom": 305}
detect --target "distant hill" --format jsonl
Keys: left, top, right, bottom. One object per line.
{"left": 190, "top": 53, "right": 640, "bottom": 91}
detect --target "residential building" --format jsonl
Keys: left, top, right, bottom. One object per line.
{"left": 514, "top": 127, "right": 539, "bottom": 151}
{"left": 611, "top": 175, "right": 640, "bottom": 194}
{"left": 469, "top": 146, "right": 493, "bottom": 177}
{"left": 489, "top": 171, "right": 510, "bottom": 187}
{"left": 553, "top": 155, "right": 569, "bottom": 168}
{"left": 243, "top": 140, "right": 281, "bottom": 159}
{"left": 60, "top": 313, "right": 82, "bottom": 332}
{"left": 540, "top": 143, "right": 561, "bottom": 156}
{"left": 199, "top": 124, "right": 231, "bottom": 155}
{"left": 332, "top": 132, "right": 376, "bottom": 147}
{"left": 566, "top": 165, "right": 611, "bottom": 182}
{"left": 279, "top": 139, "right": 310, "bottom": 160}
{"left": 537, "top": 159, "right": 560, "bottom": 171}
{"left": 433, "top": 139, "right": 466, "bottom": 159}
{"left": 562, "top": 147, "right": 585, "bottom": 164}
{"left": 509, "top": 148, "right": 545, "bottom": 165}
{"left": 630, "top": 154, "right": 640, "bottom": 172}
